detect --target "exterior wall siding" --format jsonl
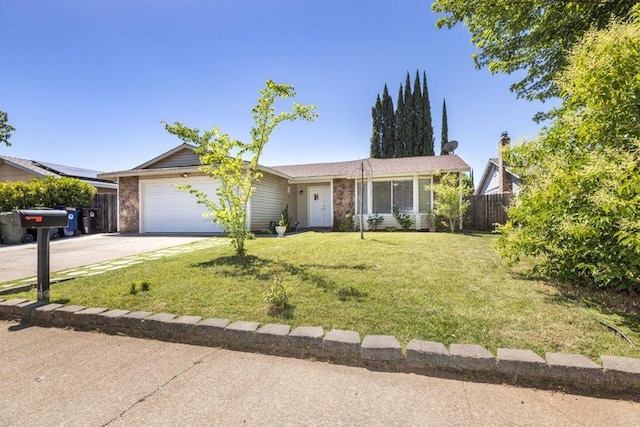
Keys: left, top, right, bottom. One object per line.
{"left": 147, "top": 150, "right": 200, "bottom": 169}
{"left": 250, "top": 172, "right": 289, "bottom": 231}
{"left": 0, "top": 164, "right": 37, "bottom": 182}
{"left": 479, "top": 164, "right": 521, "bottom": 196}
{"left": 118, "top": 176, "right": 140, "bottom": 233}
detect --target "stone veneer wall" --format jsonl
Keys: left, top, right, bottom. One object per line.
{"left": 118, "top": 176, "right": 139, "bottom": 233}
{"left": 332, "top": 178, "right": 355, "bottom": 231}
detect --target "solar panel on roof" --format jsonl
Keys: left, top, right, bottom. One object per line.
{"left": 35, "top": 161, "right": 102, "bottom": 179}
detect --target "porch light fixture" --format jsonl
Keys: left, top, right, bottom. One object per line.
{"left": 299, "top": 190, "right": 303, "bottom": 195}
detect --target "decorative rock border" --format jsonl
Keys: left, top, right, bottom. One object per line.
{"left": 1, "top": 297, "right": 639, "bottom": 401}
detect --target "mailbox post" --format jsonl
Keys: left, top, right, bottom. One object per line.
{"left": 12, "top": 209, "right": 68, "bottom": 303}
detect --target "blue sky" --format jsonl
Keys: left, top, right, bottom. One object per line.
{"left": 1, "top": 0, "right": 553, "bottom": 181}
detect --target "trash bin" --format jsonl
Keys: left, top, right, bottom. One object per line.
{"left": 80, "top": 208, "right": 99, "bottom": 234}
{"left": 61, "top": 208, "right": 80, "bottom": 237}
{"left": 27, "top": 227, "right": 60, "bottom": 241}
{"left": 0, "top": 212, "right": 34, "bottom": 244}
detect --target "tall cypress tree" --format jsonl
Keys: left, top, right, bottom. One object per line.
{"left": 402, "top": 73, "right": 414, "bottom": 157}
{"left": 412, "top": 71, "right": 424, "bottom": 156}
{"left": 422, "top": 71, "right": 435, "bottom": 156}
{"left": 380, "top": 84, "right": 395, "bottom": 158}
{"left": 395, "top": 84, "right": 406, "bottom": 158}
{"left": 440, "top": 99, "right": 449, "bottom": 155}
{"left": 370, "top": 71, "right": 436, "bottom": 159}
{"left": 370, "top": 95, "right": 382, "bottom": 158}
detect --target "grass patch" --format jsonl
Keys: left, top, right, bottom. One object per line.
{"left": 10, "top": 232, "right": 640, "bottom": 360}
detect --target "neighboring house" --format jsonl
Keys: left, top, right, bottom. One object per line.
{"left": 98, "top": 143, "right": 471, "bottom": 234}
{"left": 0, "top": 155, "right": 117, "bottom": 193}
{"left": 475, "top": 132, "right": 521, "bottom": 196}
{"left": 475, "top": 157, "right": 521, "bottom": 196}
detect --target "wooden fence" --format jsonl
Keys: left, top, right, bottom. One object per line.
{"left": 91, "top": 193, "right": 117, "bottom": 233}
{"left": 464, "top": 193, "right": 513, "bottom": 231}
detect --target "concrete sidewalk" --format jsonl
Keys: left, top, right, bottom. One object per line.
{"left": 1, "top": 321, "right": 639, "bottom": 426}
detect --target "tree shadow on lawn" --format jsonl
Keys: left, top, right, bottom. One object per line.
{"left": 518, "top": 271, "right": 640, "bottom": 340}
{"left": 368, "top": 238, "right": 398, "bottom": 246}
{"left": 192, "top": 255, "right": 370, "bottom": 298}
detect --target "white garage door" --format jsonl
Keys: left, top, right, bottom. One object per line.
{"left": 141, "top": 176, "right": 225, "bottom": 233}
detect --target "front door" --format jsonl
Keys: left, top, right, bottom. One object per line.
{"left": 308, "top": 186, "right": 331, "bottom": 228}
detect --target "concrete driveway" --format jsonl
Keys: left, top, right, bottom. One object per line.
{"left": 0, "top": 234, "right": 215, "bottom": 283}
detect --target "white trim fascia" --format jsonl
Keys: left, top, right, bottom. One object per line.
{"left": 99, "top": 166, "right": 203, "bottom": 180}
{"left": 256, "top": 165, "right": 292, "bottom": 180}
{"left": 286, "top": 177, "right": 334, "bottom": 185}
{"left": 329, "top": 180, "right": 334, "bottom": 228}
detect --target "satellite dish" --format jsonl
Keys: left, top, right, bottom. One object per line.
{"left": 442, "top": 140, "right": 459, "bottom": 154}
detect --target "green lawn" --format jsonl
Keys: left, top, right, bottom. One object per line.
{"left": 9, "top": 232, "right": 640, "bottom": 360}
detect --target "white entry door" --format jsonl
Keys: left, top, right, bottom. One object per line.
{"left": 308, "top": 186, "right": 331, "bottom": 228}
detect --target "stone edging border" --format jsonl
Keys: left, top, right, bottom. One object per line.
{"left": 1, "top": 297, "right": 639, "bottom": 401}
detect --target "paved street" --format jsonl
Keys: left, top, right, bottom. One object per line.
{"left": 1, "top": 321, "right": 639, "bottom": 426}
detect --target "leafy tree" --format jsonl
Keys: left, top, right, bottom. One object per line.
{"left": 370, "top": 95, "right": 382, "bottom": 158}
{"left": 497, "top": 10, "right": 640, "bottom": 290}
{"left": 432, "top": 0, "right": 637, "bottom": 103}
{"left": 433, "top": 173, "right": 471, "bottom": 232}
{"left": 440, "top": 99, "right": 449, "bottom": 155}
{"left": 0, "top": 110, "right": 16, "bottom": 147}
{"left": 164, "top": 80, "right": 317, "bottom": 258}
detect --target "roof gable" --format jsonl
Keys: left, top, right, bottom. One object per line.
{"left": 475, "top": 158, "right": 521, "bottom": 195}
{"left": 134, "top": 143, "right": 200, "bottom": 169}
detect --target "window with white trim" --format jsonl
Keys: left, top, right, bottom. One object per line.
{"left": 418, "top": 178, "right": 432, "bottom": 212}
{"left": 355, "top": 181, "right": 368, "bottom": 214}
{"left": 372, "top": 179, "right": 413, "bottom": 213}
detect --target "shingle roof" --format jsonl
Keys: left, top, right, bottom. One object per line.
{"left": 0, "top": 155, "right": 59, "bottom": 178}
{"left": 0, "top": 155, "right": 116, "bottom": 188}
{"left": 269, "top": 155, "right": 470, "bottom": 179}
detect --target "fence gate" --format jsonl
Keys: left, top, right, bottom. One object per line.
{"left": 465, "top": 193, "right": 512, "bottom": 231}
{"left": 92, "top": 193, "right": 117, "bottom": 233}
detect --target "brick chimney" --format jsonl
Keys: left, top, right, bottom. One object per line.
{"left": 498, "top": 132, "right": 512, "bottom": 193}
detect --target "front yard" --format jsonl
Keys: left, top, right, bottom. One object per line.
{"left": 10, "top": 232, "right": 640, "bottom": 360}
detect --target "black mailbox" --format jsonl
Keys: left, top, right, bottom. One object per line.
{"left": 12, "top": 209, "right": 68, "bottom": 229}
{"left": 11, "top": 209, "right": 69, "bottom": 303}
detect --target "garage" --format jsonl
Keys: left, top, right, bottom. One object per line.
{"left": 140, "top": 176, "right": 225, "bottom": 233}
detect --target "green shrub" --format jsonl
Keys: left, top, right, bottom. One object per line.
{"left": 263, "top": 269, "right": 290, "bottom": 313}
{"left": 497, "top": 13, "right": 640, "bottom": 291}
{"left": 0, "top": 177, "right": 95, "bottom": 211}
{"left": 433, "top": 174, "right": 470, "bottom": 232}
{"left": 366, "top": 212, "right": 384, "bottom": 230}
{"left": 392, "top": 204, "right": 414, "bottom": 230}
